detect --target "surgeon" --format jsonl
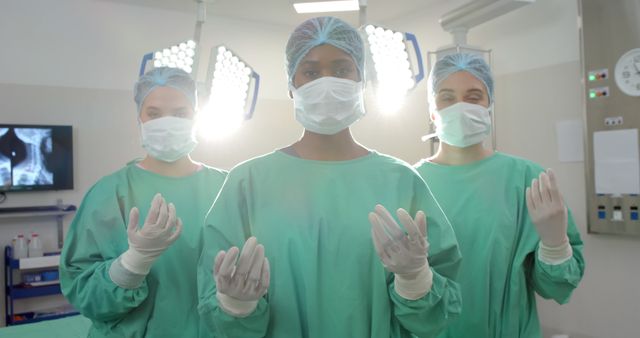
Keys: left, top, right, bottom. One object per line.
{"left": 60, "top": 67, "right": 227, "bottom": 337}
{"left": 197, "top": 16, "right": 462, "bottom": 338}
{"left": 415, "top": 53, "right": 585, "bottom": 337}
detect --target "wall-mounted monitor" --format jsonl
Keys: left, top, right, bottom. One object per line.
{"left": 0, "top": 124, "right": 73, "bottom": 192}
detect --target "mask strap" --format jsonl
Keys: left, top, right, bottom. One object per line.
{"left": 421, "top": 133, "right": 438, "bottom": 142}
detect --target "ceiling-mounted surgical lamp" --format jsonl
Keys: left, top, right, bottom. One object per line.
{"left": 363, "top": 24, "right": 424, "bottom": 114}
{"left": 136, "top": 1, "right": 262, "bottom": 141}
{"left": 138, "top": 40, "right": 197, "bottom": 76}
{"left": 197, "top": 45, "right": 260, "bottom": 140}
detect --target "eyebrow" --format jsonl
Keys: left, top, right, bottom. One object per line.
{"left": 299, "top": 58, "right": 354, "bottom": 66}
{"left": 299, "top": 60, "right": 320, "bottom": 67}
{"left": 465, "top": 89, "right": 485, "bottom": 96}
{"left": 331, "top": 59, "right": 354, "bottom": 65}
{"left": 437, "top": 88, "right": 485, "bottom": 95}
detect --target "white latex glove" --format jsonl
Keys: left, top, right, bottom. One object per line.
{"left": 369, "top": 204, "right": 432, "bottom": 300}
{"left": 214, "top": 237, "right": 270, "bottom": 317}
{"left": 526, "top": 169, "right": 569, "bottom": 248}
{"left": 120, "top": 193, "right": 183, "bottom": 275}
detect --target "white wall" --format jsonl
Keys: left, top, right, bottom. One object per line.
{"left": 1, "top": 0, "right": 638, "bottom": 336}
{"left": 0, "top": 0, "right": 293, "bottom": 100}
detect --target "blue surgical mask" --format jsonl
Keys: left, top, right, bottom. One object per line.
{"left": 291, "top": 77, "right": 366, "bottom": 135}
{"left": 140, "top": 116, "right": 197, "bottom": 162}
{"left": 426, "top": 102, "right": 492, "bottom": 147}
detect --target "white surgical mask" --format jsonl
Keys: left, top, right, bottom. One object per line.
{"left": 426, "top": 102, "right": 492, "bottom": 148}
{"left": 140, "top": 116, "right": 197, "bottom": 162}
{"left": 291, "top": 77, "right": 365, "bottom": 135}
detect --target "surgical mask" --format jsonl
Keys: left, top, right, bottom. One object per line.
{"left": 427, "top": 102, "right": 492, "bottom": 147}
{"left": 140, "top": 116, "right": 197, "bottom": 162}
{"left": 291, "top": 77, "right": 365, "bottom": 135}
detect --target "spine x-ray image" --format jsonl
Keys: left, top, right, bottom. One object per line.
{"left": 0, "top": 128, "right": 10, "bottom": 188}
{"left": 0, "top": 127, "right": 54, "bottom": 188}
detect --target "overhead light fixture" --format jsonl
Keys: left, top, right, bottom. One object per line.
{"left": 139, "top": 40, "right": 197, "bottom": 76}
{"left": 440, "top": 0, "right": 534, "bottom": 32}
{"left": 197, "top": 46, "right": 260, "bottom": 140}
{"left": 363, "top": 25, "right": 424, "bottom": 114}
{"left": 293, "top": 0, "right": 359, "bottom": 14}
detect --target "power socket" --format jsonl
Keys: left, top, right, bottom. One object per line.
{"left": 604, "top": 116, "right": 623, "bottom": 126}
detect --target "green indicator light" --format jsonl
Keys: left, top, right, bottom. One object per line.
{"left": 589, "top": 92, "right": 597, "bottom": 98}
{"left": 589, "top": 75, "right": 596, "bottom": 81}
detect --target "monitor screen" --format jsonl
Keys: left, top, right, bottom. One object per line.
{"left": 0, "top": 124, "right": 73, "bottom": 192}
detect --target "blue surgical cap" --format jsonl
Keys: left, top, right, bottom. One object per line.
{"left": 134, "top": 67, "right": 197, "bottom": 114}
{"left": 427, "top": 53, "right": 494, "bottom": 109}
{"left": 285, "top": 16, "right": 364, "bottom": 87}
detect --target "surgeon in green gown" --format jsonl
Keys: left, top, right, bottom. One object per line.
{"left": 197, "top": 17, "right": 463, "bottom": 338}
{"left": 60, "top": 67, "right": 227, "bottom": 338}
{"left": 415, "top": 53, "right": 585, "bottom": 338}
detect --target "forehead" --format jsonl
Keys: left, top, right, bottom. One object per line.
{"left": 298, "top": 44, "right": 355, "bottom": 66}
{"left": 142, "top": 86, "right": 191, "bottom": 109}
{"left": 437, "top": 71, "right": 487, "bottom": 93}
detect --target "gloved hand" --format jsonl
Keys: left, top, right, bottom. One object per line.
{"left": 369, "top": 204, "right": 433, "bottom": 300}
{"left": 526, "top": 169, "right": 569, "bottom": 248}
{"left": 120, "top": 193, "right": 183, "bottom": 275}
{"left": 214, "top": 237, "right": 270, "bottom": 317}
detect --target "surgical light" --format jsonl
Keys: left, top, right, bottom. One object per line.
{"left": 139, "top": 40, "right": 197, "bottom": 76}
{"left": 197, "top": 46, "right": 260, "bottom": 140}
{"left": 363, "top": 25, "right": 424, "bottom": 114}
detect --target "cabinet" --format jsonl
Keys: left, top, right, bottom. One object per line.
{"left": 2, "top": 204, "right": 77, "bottom": 326}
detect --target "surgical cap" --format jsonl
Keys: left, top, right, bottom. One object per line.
{"left": 285, "top": 16, "right": 364, "bottom": 87}
{"left": 134, "top": 67, "right": 197, "bottom": 113}
{"left": 427, "top": 53, "right": 494, "bottom": 108}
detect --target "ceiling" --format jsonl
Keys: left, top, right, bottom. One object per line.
{"left": 98, "top": 0, "right": 443, "bottom": 27}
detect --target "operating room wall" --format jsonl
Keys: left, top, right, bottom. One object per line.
{"left": 0, "top": 0, "right": 293, "bottom": 99}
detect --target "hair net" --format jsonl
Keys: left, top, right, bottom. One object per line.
{"left": 285, "top": 16, "right": 364, "bottom": 87}
{"left": 427, "top": 53, "right": 494, "bottom": 110}
{"left": 134, "top": 67, "right": 197, "bottom": 114}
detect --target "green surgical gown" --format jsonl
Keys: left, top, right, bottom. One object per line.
{"left": 60, "top": 162, "right": 227, "bottom": 338}
{"left": 198, "top": 150, "right": 462, "bottom": 338}
{"left": 415, "top": 152, "right": 585, "bottom": 338}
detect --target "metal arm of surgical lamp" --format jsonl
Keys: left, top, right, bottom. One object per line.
{"left": 436, "top": 0, "right": 534, "bottom": 57}
{"left": 191, "top": 0, "right": 207, "bottom": 80}
{"left": 440, "top": 0, "right": 534, "bottom": 46}
{"left": 359, "top": 0, "right": 367, "bottom": 27}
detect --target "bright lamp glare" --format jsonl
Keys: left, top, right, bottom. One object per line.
{"left": 365, "top": 25, "right": 416, "bottom": 113}
{"left": 199, "top": 46, "right": 255, "bottom": 139}
{"left": 152, "top": 40, "right": 197, "bottom": 74}
{"left": 376, "top": 85, "right": 408, "bottom": 114}
{"left": 196, "top": 102, "right": 244, "bottom": 140}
